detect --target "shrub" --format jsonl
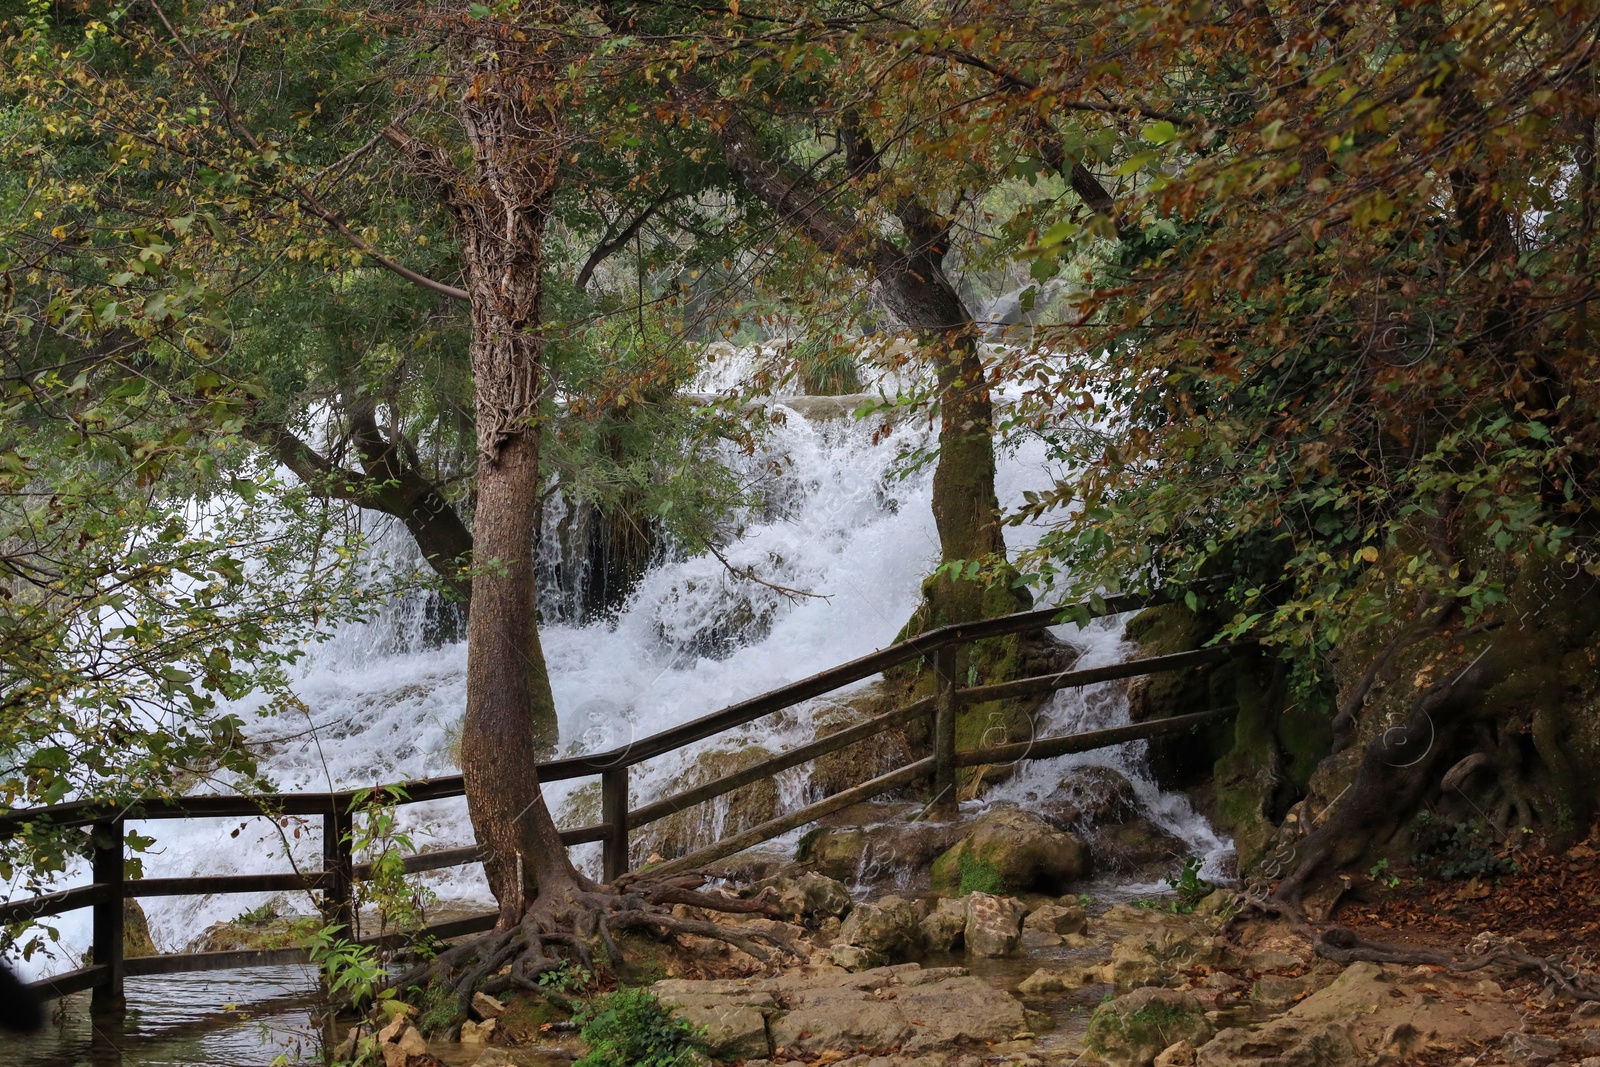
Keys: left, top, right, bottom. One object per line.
{"left": 573, "top": 987, "right": 707, "bottom": 1067}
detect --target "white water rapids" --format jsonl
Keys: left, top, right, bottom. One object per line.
{"left": 12, "top": 363, "right": 1231, "bottom": 985}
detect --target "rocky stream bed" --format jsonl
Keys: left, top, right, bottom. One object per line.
{"left": 355, "top": 858, "right": 1600, "bottom": 1067}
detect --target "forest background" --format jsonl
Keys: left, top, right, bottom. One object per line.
{"left": 2, "top": 0, "right": 1599, "bottom": 943}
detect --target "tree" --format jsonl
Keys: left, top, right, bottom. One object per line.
{"left": 1, "top": 0, "right": 801, "bottom": 1002}
{"left": 995, "top": 0, "right": 1600, "bottom": 895}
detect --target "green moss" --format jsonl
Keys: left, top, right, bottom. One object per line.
{"left": 955, "top": 851, "right": 1007, "bottom": 895}
{"left": 1087, "top": 999, "right": 1202, "bottom": 1055}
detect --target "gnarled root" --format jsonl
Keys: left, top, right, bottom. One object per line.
{"left": 381, "top": 877, "right": 799, "bottom": 1034}
{"left": 1237, "top": 891, "right": 1600, "bottom": 1003}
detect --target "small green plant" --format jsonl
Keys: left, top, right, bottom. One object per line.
{"left": 956, "top": 852, "right": 1008, "bottom": 896}
{"left": 1077, "top": 893, "right": 1093, "bottom": 908}
{"left": 305, "top": 924, "right": 389, "bottom": 1009}
{"left": 538, "top": 959, "right": 595, "bottom": 995}
{"left": 1368, "top": 858, "right": 1401, "bottom": 889}
{"left": 1165, "top": 856, "right": 1213, "bottom": 912}
{"left": 573, "top": 987, "right": 708, "bottom": 1067}
{"left": 348, "top": 786, "right": 439, "bottom": 944}
{"left": 1411, "top": 812, "right": 1520, "bottom": 880}
{"left": 233, "top": 898, "right": 283, "bottom": 926}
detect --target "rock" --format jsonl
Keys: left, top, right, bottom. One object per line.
{"left": 1110, "top": 919, "right": 1221, "bottom": 991}
{"left": 1024, "top": 901, "right": 1087, "bottom": 935}
{"left": 930, "top": 808, "right": 1091, "bottom": 895}
{"left": 840, "top": 896, "right": 923, "bottom": 962}
{"left": 1085, "top": 818, "right": 1192, "bottom": 877}
{"left": 1190, "top": 889, "right": 1240, "bottom": 918}
{"left": 751, "top": 871, "right": 853, "bottom": 919}
{"left": 828, "top": 943, "right": 886, "bottom": 971}
{"left": 1155, "top": 1041, "right": 1198, "bottom": 1067}
{"left": 377, "top": 1015, "right": 429, "bottom": 1067}
{"left": 1088, "top": 988, "right": 1213, "bottom": 1067}
{"left": 1575, "top": 1001, "right": 1600, "bottom": 1026}
{"left": 1250, "top": 974, "right": 1309, "bottom": 1011}
{"left": 471, "top": 991, "right": 505, "bottom": 1019}
{"left": 801, "top": 817, "right": 967, "bottom": 886}
{"left": 808, "top": 697, "right": 917, "bottom": 798}
{"left": 1500, "top": 1031, "right": 1562, "bottom": 1066}
{"left": 963, "top": 892, "right": 1026, "bottom": 958}
{"left": 1039, "top": 766, "right": 1140, "bottom": 827}
{"left": 470, "top": 1052, "right": 528, "bottom": 1067}
{"left": 459, "top": 1018, "right": 496, "bottom": 1044}
{"left": 1016, "top": 967, "right": 1103, "bottom": 994}
{"left": 767, "top": 965, "right": 1029, "bottom": 1056}
{"left": 1195, "top": 960, "right": 1522, "bottom": 1067}
{"left": 1239, "top": 949, "right": 1305, "bottom": 972}
{"left": 641, "top": 744, "right": 781, "bottom": 860}
{"left": 655, "top": 989, "right": 774, "bottom": 1061}
{"left": 919, "top": 897, "right": 967, "bottom": 952}
{"left": 123, "top": 899, "right": 157, "bottom": 958}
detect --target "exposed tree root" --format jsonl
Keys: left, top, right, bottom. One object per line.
{"left": 381, "top": 876, "right": 798, "bottom": 1034}
{"left": 1238, "top": 891, "right": 1600, "bottom": 1003}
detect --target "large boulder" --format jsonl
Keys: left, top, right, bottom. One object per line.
{"left": 653, "top": 988, "right": 775, "bottom": 1061}
{"left": 1039, "top": 766, "right": 1141, "bottom": 827}
{"left": 800, "top": 814, "right": 967, "bottom": 886}
{"left": 1088, "top": 988, "right": 1214, "bottom": 1067}
{"left": 919, "top": 897, "right": 968, "bottom": 953}
{"left": 1195, "top": 961, "right": 1523, "bottom": 1067}
{"left": 963, "top": 892, "right": 1026, "bottom": 958}
{"left": 930, "top": 807, "right": 1090, "bottom": 895}
{"left": 839, "top": 895, "right": 923, "bottom": 963}
{"left": 764, "top": 964, "right": 1029, "bottom": 1056}
{"left": 1024, "top": 900, "right": 1088, "bottom": 936}
{"left": 748, "top": 871, "right": 852, "bottom": 920}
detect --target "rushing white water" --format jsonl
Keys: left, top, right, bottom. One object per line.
{"left": 13, "top": 352, "right": 1230, "bottom": 980}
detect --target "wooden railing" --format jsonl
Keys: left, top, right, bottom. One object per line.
{"left": 0, "top": 594, "right": 1247, "bottom": 1013}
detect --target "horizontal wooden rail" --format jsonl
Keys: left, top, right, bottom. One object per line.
{"left": 27, "top": 964, "right": 110, "bottom": 1001}
{"left": 0, "top": 882, "right": 114, "bottom": 926}
{"left": 955, "top": 706, "right": 1237, "bottom": 767}
{"left": 637, "top": 757, "right": 937, "bottom": 881}
{"left": 628, "top": 698, "right": 933, "bottom": 830}
{"left": 957, "top": 644, "right": 1250, "bottom": 706}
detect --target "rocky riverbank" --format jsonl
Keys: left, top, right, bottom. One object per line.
{"left": 356, "top": 863, "right": 1600, "bottom": 1067}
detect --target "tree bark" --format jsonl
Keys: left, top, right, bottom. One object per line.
{"left": 706, "top": 96, "right": 1019, "bottom": 624}
{"left": 434, "top": 19, "right": 585, "bottom": 921}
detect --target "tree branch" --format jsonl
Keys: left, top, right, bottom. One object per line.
{"left": 575, "top": 191, "right": 683, "bottom": 289}
{"left": 147, "top": 1, "right": 471, "bottom": 303}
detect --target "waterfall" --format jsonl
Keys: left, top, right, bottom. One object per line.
{"left": 10, "top": 349, "right": 1231, "bottom": 979}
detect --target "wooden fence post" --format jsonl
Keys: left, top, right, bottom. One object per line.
{"left": 323, "top": 805, "right": 355, "bottom": 936}
{"left": 931, "top": 644, "right": 960, "bottom": 819}
{"left": 601, "top": 766, "right": 630, "bottom": 883}
{"left": 90, "top": 817, "right": 125, "bottom": 1015}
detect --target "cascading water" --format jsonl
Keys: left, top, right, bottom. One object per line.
{"left": 10, "top": 348, "right": 1231, "bottom": 1012}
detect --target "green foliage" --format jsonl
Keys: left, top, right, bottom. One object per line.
{"left": 1410, "top": 813, "right": 1521, "bottom": 881}
{"left": 306, "top": 925, "right": 389, "bottom": 1009}
{"left": 347, "top": 787, "right": 438, "bottom": 944}
{"left": 956, "top": 851, "right": 1008, "bottom": 896}
{"left": 1165, "top": 856, "right": 1213, "bottom": 912}
{"left": 538, "top": 960, "right": 595, "bottom": 996}
{"left": 1368, "top": 859, "right": 1401, "bottom": 889}
{"left": 573, "top": 987, "right": 708, "bottom": 1067}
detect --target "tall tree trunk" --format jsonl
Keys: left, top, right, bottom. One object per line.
{"left": 447, "top": 26, "right": 587, "bottom": 923}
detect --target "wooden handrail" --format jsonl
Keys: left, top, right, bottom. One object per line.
{"left": 0, "top": 593, "right": 1154, "bottom": 838}
{"left": 6, "top": 591, "right": 1249, "bottom": 1006}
